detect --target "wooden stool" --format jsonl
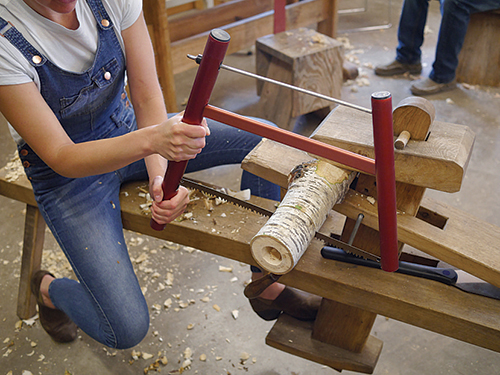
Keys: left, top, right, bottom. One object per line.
{"left": 256, "top": 28, "right": 343, "bottom": 131}
{"left": 456, "top": 9, "right": 500, "bottom": 87}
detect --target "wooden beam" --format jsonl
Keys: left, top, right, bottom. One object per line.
{"left": 168, "top": 0, "right": 275, "bottom": 42}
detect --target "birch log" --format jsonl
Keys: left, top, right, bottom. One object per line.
{"left": 250, "top": 160, "right": 354, "bottom": 274}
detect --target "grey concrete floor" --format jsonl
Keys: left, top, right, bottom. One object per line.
{"left": 1, "top": 1, "right": 500, "bottom": 374}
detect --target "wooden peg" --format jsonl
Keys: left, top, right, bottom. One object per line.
{"left": 394, "top": 130, "right": 411, "bottom": 150}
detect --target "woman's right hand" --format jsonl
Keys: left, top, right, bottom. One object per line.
{"left": 154, "top": 112, "right": 210, "bottom": 162}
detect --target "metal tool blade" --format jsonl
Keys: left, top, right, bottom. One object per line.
{"left": 180, "top": 177, "right": 380, "bottom": 262}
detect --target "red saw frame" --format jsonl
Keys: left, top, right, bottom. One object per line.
{"left": 152, "top": 29, "right": 399, "bottom": 272}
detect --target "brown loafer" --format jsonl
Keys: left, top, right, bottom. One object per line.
{"left": 31, "top": 270, "right": 78, "bottom": 343}
{"left": 249, "top": 286, "right": 321, "bottom": 321}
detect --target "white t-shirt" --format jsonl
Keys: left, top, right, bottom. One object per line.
{"left": 0, "top": 0, "right": 142, "bottom": 142}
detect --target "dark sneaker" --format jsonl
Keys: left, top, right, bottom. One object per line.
{"left": 410, "top": 78, "right": 457, "bottom": 96}
{"left": 375, "top": 59, "right": 422, "bottom": 76}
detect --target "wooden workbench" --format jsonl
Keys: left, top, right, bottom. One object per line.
{"left": 2, "top": 100, "right": 500, "bottom": 372}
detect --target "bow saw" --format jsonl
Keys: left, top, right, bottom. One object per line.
{"left": 150, "top": 29, "right": 399, "bottom": 273}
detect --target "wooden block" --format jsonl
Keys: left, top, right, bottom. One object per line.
{"left": 457, "top": 10, "right": 500, "bottom": 87}
{"left": 256, "top": 28, "right": 343, "bottom": 128}
{"left": 266, "top": 313, "right": 383, "bottom": 373}
{"left": 312, "top": 106, "right": 475, "bottom": 193}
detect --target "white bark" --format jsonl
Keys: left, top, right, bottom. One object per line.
{"left": 251, "top": 160, "right": 354, "bottom": 274}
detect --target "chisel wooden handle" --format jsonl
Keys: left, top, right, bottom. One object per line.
{"left": 150, "top": 29, "right": 230, "bottom": 231}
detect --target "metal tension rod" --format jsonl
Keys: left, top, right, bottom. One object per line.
{"left": 187, "top": 54, "right": 372, "bottom": 114}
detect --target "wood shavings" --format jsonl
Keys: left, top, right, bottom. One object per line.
{"left": 240, "top": 352, "right": 250, "bottom": 363}
{"left": 310, "top": 33, "right": 327, "bottom": 45}
{"left": 163, "top": 241, "right": 180, "bottom": 251}
{"left": 366, "top": 196, "right": 376, "bottom": 205}
{"left": 142, "top": 352, "right": 154, "bottom": 360}
{"left": 231, "top": 310, "right": 239, "bottom": 320}
{"left": 143, "top": 355, "right": 168, "bottom": 374}
{"left": 337, "top": 36, "right": 355, "bottom": 50}
{"left": 446, "top": 98, "right": 455, "bottom": 105}
{"left": 3, "top": 151, "right": 25, "bottom": 182}
{"left": 218, "top": 265, "right": 233, "bottom": 272}
{"left": 212, "top": 304, "right": 221, "bottom": 312}
{"left": 199, "top": 353, "right": 207, "bottom": 361}
{"left": 164, "top": 298, "right": 172, "bottom": 309}
{"left": 187, "top": 323, "right": 195, "bottom": 330}
{"left": 166, "top": 272, "right": 174, "bottom": 286}
{"left": 134, "top": 253, "right": 149, "bottom": 264}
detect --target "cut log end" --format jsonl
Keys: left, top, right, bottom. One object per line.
{"left": 251, "top": 159, "right": 354, "bottom": 274}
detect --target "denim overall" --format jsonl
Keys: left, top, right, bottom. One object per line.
{"left": 396, "top": 0, "right": 500, "bottom": 84}
{"left": 1, "top": 0, "right": 278, "bottom": 349}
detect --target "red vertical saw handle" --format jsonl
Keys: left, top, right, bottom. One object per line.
{"left": 150, "top": 29, "right": 231, "bottom": 231}
{"left": 371, "top": 92, "right": 399, "bottom": 272}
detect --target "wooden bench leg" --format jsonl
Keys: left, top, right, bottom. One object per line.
{"left": 17, "top": 204, "right": 46, "bottom": 320}
{"left": 266, "top": 299, "right": 383, "bottom": 373}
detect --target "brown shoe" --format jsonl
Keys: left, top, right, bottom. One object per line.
{"left": 31, "top": 270, "right": 77, "bottom": 343}
{"left": 249, "top": 286, "right": 321, "bottom": 321}
{"left": 374, "top": 59, "right": 422, "bottom": 76}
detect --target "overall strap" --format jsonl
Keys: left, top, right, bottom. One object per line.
{"left": 0, "top": 16, "right": 47, "bottom": 67}
{"left": 85, "top": 0, "right": 114, "bottom": 30}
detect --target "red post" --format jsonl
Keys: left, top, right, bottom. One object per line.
{"left": 150, "top": 29, "right": 231, "bottom": 231}
{"left": 371, "top": 92, "right": 399, "bottom": 272}
{"left": 274, "top": 0, "right": 286, "bottom": 34}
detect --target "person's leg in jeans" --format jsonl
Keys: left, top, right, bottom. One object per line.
{"left": 35, "top": 170, "right": 150, "bottom": 349}
{"left": 374, "top": 0, "right": 427, "bottom": 75}
{"left": 396, "top": 0, "right": 430, "bottom": 64}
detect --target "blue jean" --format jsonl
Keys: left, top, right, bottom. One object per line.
{"left": 21, "top": 118, "right": 280, "bottom": 349}
{"left": 396, "top": 0, "right": 500, "bottom": 83}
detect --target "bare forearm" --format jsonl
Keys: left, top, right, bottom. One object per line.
{"left": 52, "top": 126, "right": 157, "bottom": 178}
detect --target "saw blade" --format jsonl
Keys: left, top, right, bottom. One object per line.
{"left": 180, "top": 177, "right": 380, "bottom": 262}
